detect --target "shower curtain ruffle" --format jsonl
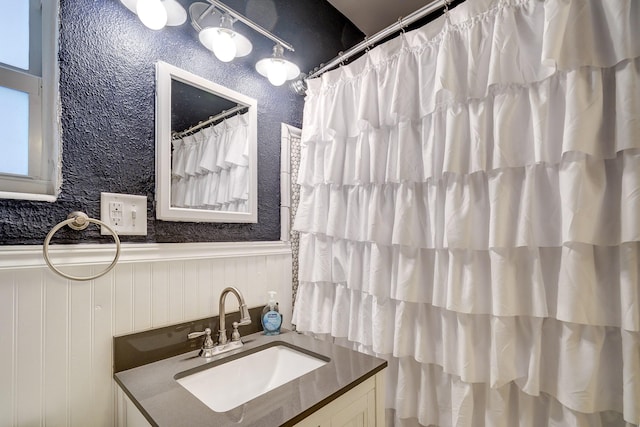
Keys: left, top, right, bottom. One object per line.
{"left": 294, "top": 283, "right": 640, "bottom": 421}
{"left": 296, "top": 234, "right": 640, "bottom": 331}
{"left": 294, "top": 152, "right": 640, "bottom": 248}
{"left": 320, "top": 341, "right": 636, "bottom": 427}
{"left": 381, "top": 358, "right": 635, "bottom": 427}
{"left": 300, "top": 59, "right": 640, "bottom": 185}
{"left": 294, "top": 0, "right": 640, "bottom": 424}
{"left": 171, "top": 113, "right": 249, "bottom": 211}
{"left": 303, "top": 0, "right": 639, "bottom": 134}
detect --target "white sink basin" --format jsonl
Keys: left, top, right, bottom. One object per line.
{"left": 176, "top": 344, "right": 328, "bottom": 412}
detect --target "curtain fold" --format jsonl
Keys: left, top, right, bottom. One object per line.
{"left": 293, "top": 0, "right": 640, "bottom": 425}
{"left": 171, "top": 112, "right": 250, "bottom": 212}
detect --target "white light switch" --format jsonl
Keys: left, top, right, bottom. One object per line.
{"left": 100, "top": 192, "right": 147, "bottom": 236}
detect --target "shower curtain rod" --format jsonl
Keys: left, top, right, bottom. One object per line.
{"left": 173, "top": 105, "right": 248, "bottom": 139}
{"left": 306, "top": 0, "right": 448, "bottom": 81}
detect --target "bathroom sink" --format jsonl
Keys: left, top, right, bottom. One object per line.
{"left": 175, "top": 343, "right": 328, "bottom": 412}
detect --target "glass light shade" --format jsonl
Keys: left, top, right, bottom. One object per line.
{"left": 256, "top": 51, "right": 300, "bottom": 87}
{"left": 119, "top": 0, "right": 137, "bottom": 14}
{"left": 136, "top": 0, "right": 167, "bottom": 30}
{"left": 162, "top": 0, "right": 187, "bottom": 26}
{"left": 198, "top": 11, "right": 253, "bottom": 62}
{"left": 211, "top": 30, "right": 236, "bottom": 62}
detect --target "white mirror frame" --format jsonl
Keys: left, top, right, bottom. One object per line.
{"left": 155, "top": 61, "right": 258, "bottom": 223}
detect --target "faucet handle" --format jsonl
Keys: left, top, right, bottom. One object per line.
{"left": 188, "top": 328, "right": 214, "bottom": 350}
{"left": 231, "top": 322, "right": 241, "bottom": 342}
{"left": 188, "top": 327, "right": 210, "bottom": 339}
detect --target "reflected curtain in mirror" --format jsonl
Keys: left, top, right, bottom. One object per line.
{"left": 171, "top": 111, "right": 250, "bottom": 212}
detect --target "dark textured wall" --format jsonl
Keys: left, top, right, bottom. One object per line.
{"left": 0, "top": 0, "right": 361, "bottom": 245}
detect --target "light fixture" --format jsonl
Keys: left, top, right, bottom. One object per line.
{"left": 120, "top": 0, "right": 186, "bottom": 30}
{"left": 189, "top": 1, "right": 301, "bottom": 86}
{"left": 196, "top": 12, "right": 252, "bottom": 62}
{"left": 120, "top": 0, "right": 301, "bottom": 86}
{"left": 256, "top": 45, "right": 301, "bottom": 86}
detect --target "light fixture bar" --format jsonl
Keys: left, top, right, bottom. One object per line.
{"left": 191, "top": 4, "right": 216, "bottom": 30}
{"left": 206, "top": 0, "right": 294, "bottom": 52}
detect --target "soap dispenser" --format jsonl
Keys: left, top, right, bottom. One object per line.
{"left": 261, "top": 291, "right": 282, "bottom": 335}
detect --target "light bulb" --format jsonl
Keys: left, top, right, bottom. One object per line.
{"left": 212, "top": 30, "right": 237, "bottom": 62}
{"left": 267, "top": 59, "right": 287, "bottom": 86}
{"left": 136, "top": 0, "right": 167, "bottom": 30}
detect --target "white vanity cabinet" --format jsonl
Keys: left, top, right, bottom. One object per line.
{"left": 116, "top": 385, "right": 152, "bottom": 427}
{"left": 294, "top": 371, "right": 385, "bottom": 427}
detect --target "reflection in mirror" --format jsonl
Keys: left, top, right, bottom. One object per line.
{"left": 170, "top": 81, "right": 250, "bottom": 212}
{"left": 155, "top": 61, "right": 257, "bottom": 223}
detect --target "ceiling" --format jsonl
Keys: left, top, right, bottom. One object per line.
{"left": 326, "top": 0, "right": 439, "bottom": 36}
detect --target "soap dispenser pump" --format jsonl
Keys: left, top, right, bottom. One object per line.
{"left": 261, "top": 291, "right": 282, "bottom": 335}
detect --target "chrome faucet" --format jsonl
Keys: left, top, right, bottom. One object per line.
{"left": 188, "top": 286, "right": 251, "bottom": 358}
{"left": 218, "top": 286, "right": 251, "bottom": 345}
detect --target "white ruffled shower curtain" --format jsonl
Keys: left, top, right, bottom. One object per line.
{"left": 292, "top": 0, "right": 640, "bottom": 425}
{"left": 171, "top": 112, "right": 250, "bottom": 212}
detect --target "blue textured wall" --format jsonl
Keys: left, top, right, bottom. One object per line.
{"left": 0, "top": 0, "right": 361, "bottom": 244}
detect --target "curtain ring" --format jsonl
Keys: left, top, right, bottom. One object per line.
{"left": 398, "top": 16, "right": 407, "bottom": 43}
{"left": 364, "top": 36, "right": 371, "bottom": 53}
{"left": 443, "top": 0, "right": 451, "bottom": 24}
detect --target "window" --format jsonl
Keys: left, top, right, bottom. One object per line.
{"left": 0, "top": 0, "right": 60, "bottom": 201}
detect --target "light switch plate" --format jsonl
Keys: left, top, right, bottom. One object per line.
{"left": 100, "top": 192, "right": 147, "bottom": 236}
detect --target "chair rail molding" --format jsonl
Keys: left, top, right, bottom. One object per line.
{"left": 0, "top": 241, "right": 291, "bottom": 270}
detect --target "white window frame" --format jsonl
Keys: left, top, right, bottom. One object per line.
{"left": 0, "top": 0, "right": 60, "bottom": 201}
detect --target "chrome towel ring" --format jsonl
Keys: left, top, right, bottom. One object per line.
{"left": 43, "top": 211, "right": 121, "bottom": 281}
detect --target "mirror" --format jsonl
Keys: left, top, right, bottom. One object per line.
{"left": 155, "top": 61, "right": 257, "bottom": 223}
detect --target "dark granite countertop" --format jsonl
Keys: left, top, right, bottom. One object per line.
{"left": 114, "top": 331, "right": 387, "bottom": 427}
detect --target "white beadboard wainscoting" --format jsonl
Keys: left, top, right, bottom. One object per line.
{"left": 0, "top": 241, "right": 292, "bottom": 427}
